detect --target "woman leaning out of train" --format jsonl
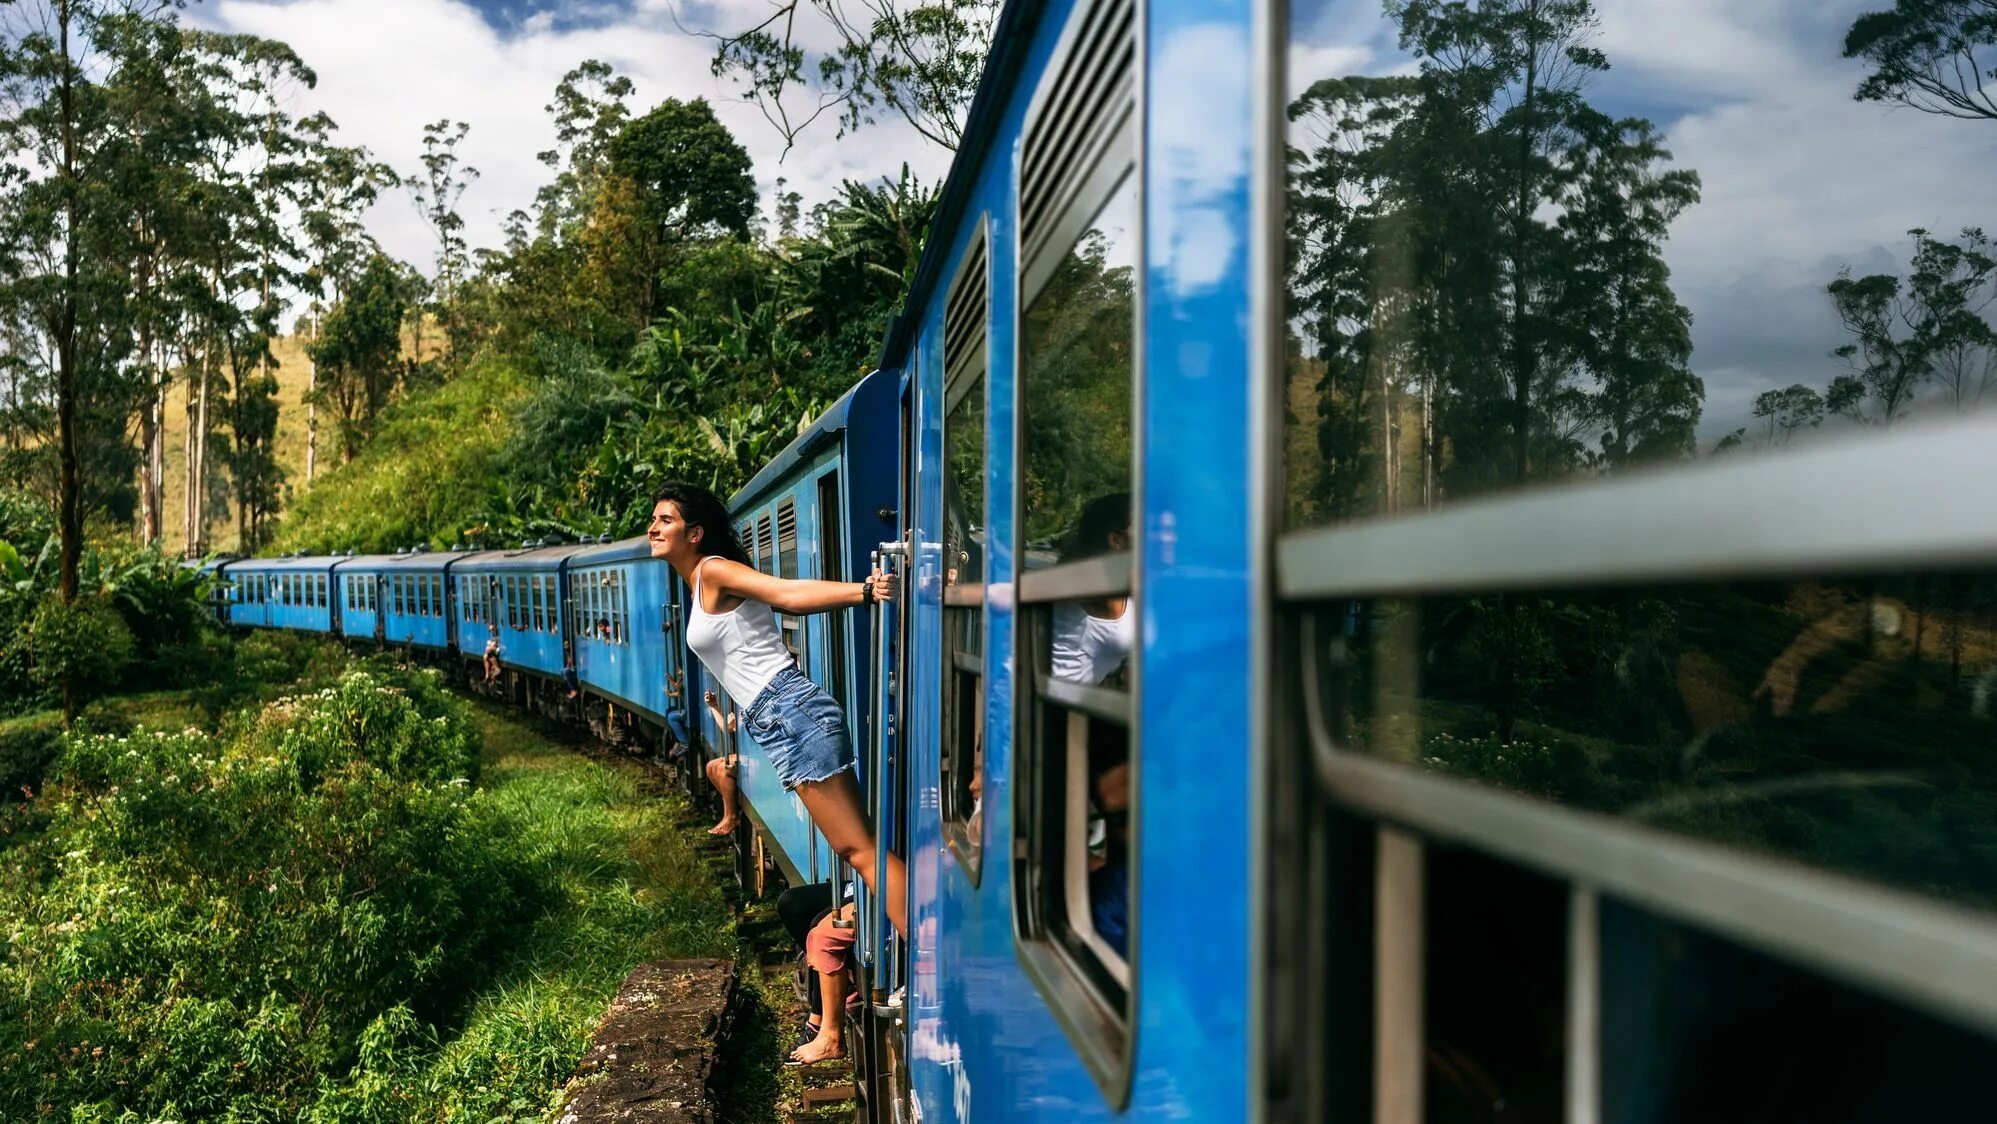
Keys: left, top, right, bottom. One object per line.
{"left": 648, "top": 481, "right": 907, "bottom": 936}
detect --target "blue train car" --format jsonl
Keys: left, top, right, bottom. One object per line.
{"left": 360, "top": 550, "right": 458, "bottom": 651}
{"left": 222, "top": 556, "right": 339, "bottom": 635}
{"left": 850, "top": 0, "right": 1257, "bottom": 1114}
{"left": 329, "top": 555, "right": 388, "bottom": 644}
{"left": 711, "top": 367, "right": 901, "bottom": 888}
{"left": 452, "top": 543, "right": 586, "bottom": 679}
{"left": 567, "top": 537, "right": 681, "bottom": 728}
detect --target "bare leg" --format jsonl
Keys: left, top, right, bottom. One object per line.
{"left": 791, "top": 961, "right": 847, "bottom": 1063}
{"left": 704, "top": 757, "right": 739, "bottom": 834}
{"left": 796, "top": 770, "right": 907, "bottom": 936}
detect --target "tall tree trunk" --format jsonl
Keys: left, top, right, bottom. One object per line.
{"left": 54, "top": 0, "right": 82, "bottom": 608}
{"left": 306, "top": 312, "right": 318, "bottom": 483}
{"left": 135, "top": 230, "right": 160, "bottom": 545}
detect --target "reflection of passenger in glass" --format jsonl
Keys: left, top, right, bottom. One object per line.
{"left": 1050, "top": 492, "right": 1135, "bottom": 687}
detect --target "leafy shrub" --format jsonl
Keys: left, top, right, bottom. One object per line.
{"left": 0, "top": 710, "right": 62, "bottom": 800}
{"left": 0, "top": 673, "right": 540, "bottom": 1121}
{"left": 25, "top": 595, "right": 136, "bottom": 709}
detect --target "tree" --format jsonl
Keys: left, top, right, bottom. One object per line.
{"left": 0, "top": 0, "right": 167, "bottom": 596}
{"left": 407, "top": 119, "right": 477, "bottom": 368}
{"left": 1826, "top": 227, "right": 1997, "bottom": 424}
{"left": 534, "top": 60, "right": 634, "bottom": 240}
{"left": 1845, "top": 0, "right": 1997, "bottom": 121}
{"left": 606, "top": 98, "right": 756, "bottom": 326}
{"left": 310, "top": 253, "right": 409, "bottom": 460}
{"left": 705, "top": 0, "right": 995, "bottom": 152}
{"left": 1750, "top": 384, "right": 1826, "bottom": 446}
{"left": 1280, "top": 0, "right": 1703, "bottom": 521}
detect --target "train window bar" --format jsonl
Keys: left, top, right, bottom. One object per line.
{"left": 1282, "top": 419, "right": 1997, "bottom": 1040}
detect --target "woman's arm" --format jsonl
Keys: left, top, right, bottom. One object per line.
{"left": 702, "top": 556, "right": 893, "bottom": 616}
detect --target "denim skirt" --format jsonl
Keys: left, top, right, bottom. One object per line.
{"left": 743, "top": 666, "right": 855, "bottom": 789}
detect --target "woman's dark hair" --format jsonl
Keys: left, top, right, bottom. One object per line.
{"left": 1060, "top": 492, "right": 1132, "bottom": 560}
{"left": 652, "top": 481, "right": 753, "bottom": 565}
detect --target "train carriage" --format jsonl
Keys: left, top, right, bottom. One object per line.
{"left": 567, "top": 536, "right": 680, "bottom": 729}
{"left": 334, "top": 550, "right": 459, "bottom": 650}
{"left": 221, "top": 556, "right": 339, "bottom": 635}
{"left": 685, "top": 368, "right": 901, "bottom": 890}
{"left": 450, "top": 543, "right": 588, "bottom": 680}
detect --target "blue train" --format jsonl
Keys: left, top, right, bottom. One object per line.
{"left": 206, "top": 0, "right": 1997, "bottom": 1117}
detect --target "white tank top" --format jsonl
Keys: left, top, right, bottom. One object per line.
{"left": 685, "top": 555, "right": 794, "bottom": 705}
{"left": 1052, "top": 601, "right": 1134, "bottom": 685}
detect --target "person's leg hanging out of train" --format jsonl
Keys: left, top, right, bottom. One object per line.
{"left": 792, "top": 903, "right": 857, "bottom": 1064}
{"left": 704, "top": 755, "right": 740, "bottom": 834}
{"left": 796, "top": 770, "right": 906, "bottom": 937}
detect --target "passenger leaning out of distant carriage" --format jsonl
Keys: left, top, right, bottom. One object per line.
{"left": 702, "top": 689, "right": 742, "bottom": 835}
{"left": 482, "top": 623, "right": 501, "bottom": 685}
{"left": 648, "top": 481, "right": 906, "bottom": 936}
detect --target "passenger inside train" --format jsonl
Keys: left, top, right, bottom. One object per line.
{"left": 648, "top": 481, "right": 907, "bottom": 935}
{"left": 1051, "top": 492, "right": 1134, "bottom": 686}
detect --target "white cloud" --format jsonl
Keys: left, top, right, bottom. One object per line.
{"left": 200, "top": 0, "right": 952, "bottom": 297}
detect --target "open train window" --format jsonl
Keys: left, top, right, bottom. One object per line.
{"left": 816, "top": 471, "right": 849, "bottom": 708}
{"left": 1010, "top": 0, "right": 1138, "bottom": 1100}
{"left": 942, "top": 218, "right": 990, "bottom": 883}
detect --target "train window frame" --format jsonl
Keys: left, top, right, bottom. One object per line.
{"left": 941, "top": 215, "right": 991, "bottom": 885}
{"left": 1266, "top": 424, "right": 1997, "bottom": 1115}
{"left": 1007, "top": 0, "right": 1142, "bottom": 1102}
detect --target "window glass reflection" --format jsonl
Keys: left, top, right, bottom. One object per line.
{"left": 1023, "top": 172, "right": 1136, "bottom": 547}
{"left": 1284, "top": 0, "right": 1997, "bottom": 529}
{"left": 1319, "top": 571, "right": 1997, "bottom": 907}
{"left": 943, "top": 375, "right": 987, "bottom": 859}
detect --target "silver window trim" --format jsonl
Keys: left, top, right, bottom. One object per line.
{"left": 1309, "top": 741, "right": 1997, "bottom": 1039}
{"left": 1278, "top": 417, "right": 1997, "bottom": 599}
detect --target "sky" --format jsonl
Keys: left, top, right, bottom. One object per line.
{"left": 196, "top": 0, "right": 953, "bottom": 287}
{"left": 1289, "top": 0, "right": 1997, "bottom": 442}
{"left": 190, "top": 0, "right": 1997, "bottom": 444}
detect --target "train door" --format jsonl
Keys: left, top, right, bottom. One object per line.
{"left": 868, "top": 378, "right": 918, "bottom": 1122}
{"left": 372, "top": 575, "right": 386, "bottom": 645}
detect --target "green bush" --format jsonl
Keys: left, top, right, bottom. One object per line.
{"left": 1, "top": 673, "right": 541, "bottom": 1121}
{"left": 25, "top": 595, "right": 136, "bottom": 710}
{"left": 0, "top": 710, "right": 62, "bottom": 800}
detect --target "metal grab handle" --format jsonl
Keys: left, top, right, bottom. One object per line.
{"left": 868, "top": 541, "right": 907, "bottom": 996}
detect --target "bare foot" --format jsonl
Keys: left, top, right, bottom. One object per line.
{"left": 790, "top": 1031, "right": 844, "bottom": 1064}
{"left": 707, "top": 819, "right": 737, "bottom": 835}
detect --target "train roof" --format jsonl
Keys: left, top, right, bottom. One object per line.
{"left": 566, "top": 537, "right": 652, "bottom": 566}
{"left": 222, "top": 555, "right": 341, "bottom": 573}
{"left": 874, "top": 0, "right": 1045, "bottom": 372}
{"left": 329, "top": 550, "right": 478, "bottom": 572}
{"left": 450, "top": 542, "right": 595, "bottom": 572}
{"left": 731, "top": 366, "right": 898, "bottom": 510}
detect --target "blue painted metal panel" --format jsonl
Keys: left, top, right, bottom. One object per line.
{"left": 455, "top": 545, "right": 592, "bottom": 677}
{"left": 224, "top": 558, "right": 336, "bottom": 634}
{"left": 882, "top": 0, "right": 1260, "bottom": 1113}
{"left": 571, "top": 558, "right": 676, "bottom": 724}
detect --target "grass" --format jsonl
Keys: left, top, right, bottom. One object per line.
{"left": 406, "top": 700, "right": 739, "bottom": 1122}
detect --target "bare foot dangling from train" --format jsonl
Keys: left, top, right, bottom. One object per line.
{"left": 789, "top": 1027, "right": 844, "bottom": 1064}
{"left": 707, "top": 817, "right": 737, "bottom": 835}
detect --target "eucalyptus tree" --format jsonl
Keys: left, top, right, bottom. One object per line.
{"left": 407, "top": 118, "right": 476, "bottom": 370}
{"left": 706, "top": 0, "right": 995, "bottom": 153}
{"left": 1280, "top": 0, "right": 1703, "bottom": 520}
{"left": 0, "top": 0, "right": 173, "bottom": 595}
{"left": 1826, "top": 227, "right": 1997, "bottom": 425}
{"left": 1845, "top": 0, "right": 1997, "bottom": 122}
{"left": 295, "top": 111, "right": 394, "bottom": 483}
